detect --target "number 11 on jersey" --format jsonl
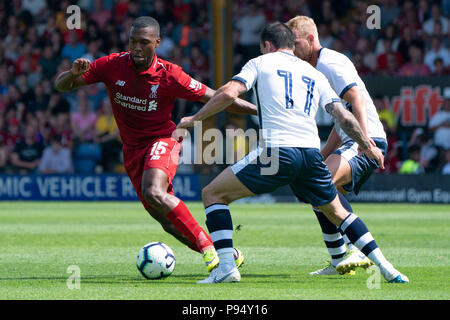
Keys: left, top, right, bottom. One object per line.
{"left": 277, "top": 70, "right": 315, "bottom": 116}
{"left": 277, "top": 70, "right": 294, "bottom": 109}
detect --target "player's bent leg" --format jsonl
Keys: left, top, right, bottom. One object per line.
{"left": 198, "top": 166, "right": 254, "bottom": 284}
{"left": 202, "top": 166, "right": 255, "bottom": 207}
{"left": 311, "top": 154, "right": 352, "bottom": 273}
{"left": 310, "top": 153, "right": 371, "bottom": 275}
{"left": 318, "top": 197, "right": 408, "bottom": 283}
{"left": 326, "top": 153, "right": 375, "bottom": 266}
{"left": 145, "top": 207, "right": 192, "bottom": 247}
{"left": 141, "top": 168, "right": 215, "bottom": 257}
{"left": 325, "top": 153, "right": 352, "bottom": 194}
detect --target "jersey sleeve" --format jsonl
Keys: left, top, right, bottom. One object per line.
{"left": 317, "top": 73, "right": 341, "bottom": 111}
{"left": 319, "top": 59, "right": 358, "bottom": 99}
{"left": 231, "top": 57, "right": 259, "bottom": 91}
{"left": 170, "top": 65, "right": 207, "bottom": 100}
{"left": 81, "top": 55, "right": 112, "bottom": 84}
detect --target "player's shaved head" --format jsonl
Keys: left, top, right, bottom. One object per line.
{"left": 132, "top": 16, "right": 160, "bottom": 37}
{"left": 129, "top": 16, "right": 161, "bottom": 71}
{"left": 286, "top": 16, "right": 319, "bottom": 40}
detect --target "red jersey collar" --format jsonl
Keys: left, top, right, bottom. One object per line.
{"left": 127, "top": 52, "right": 159, "bottom": 75}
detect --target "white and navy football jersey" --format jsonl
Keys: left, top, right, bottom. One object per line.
{"left": 316, "top": 48, "right": 386, "bottom": 143}
{"left": 232, "top": 51, "right": 340, "bottom": 149}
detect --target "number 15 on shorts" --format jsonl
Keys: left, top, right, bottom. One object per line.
{"left": 150, "top": 141, "right": 168, "bottom": 160}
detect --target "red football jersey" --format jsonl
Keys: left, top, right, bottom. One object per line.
{"left": 82, "top": 52, "right": 206, "bottom": 147}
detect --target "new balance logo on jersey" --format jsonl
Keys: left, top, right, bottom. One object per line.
{"left": 149, "top": 84, "right": 159, "bottom": 98}
{"left": 189, "top": 78, "right": 202, "bottom": 91}
{"left": 115, "top": 80, "right": 126, "bottom": 86}
{"left": 148, "top": 100, "right": 158, "bottom": 111}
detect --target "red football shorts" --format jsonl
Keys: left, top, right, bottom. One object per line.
{"left": 123, "top": 136, "right": 182, "bottom": 211}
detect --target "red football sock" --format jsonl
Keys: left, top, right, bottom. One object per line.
{"left": 166, "top": 200, "right": 214, "bottom": 253}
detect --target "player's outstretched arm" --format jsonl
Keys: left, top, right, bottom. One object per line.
{"left": 200, "top": 87, "right": 257, "bottom": 116}
{"left": 178, "top": 80, "right": 247, "bottom": 129}
{"left": 54, "top": 58, "right": 90, "bottom": 92}
{"left": 325, "top": 101, "right": 384, "bottom": 169}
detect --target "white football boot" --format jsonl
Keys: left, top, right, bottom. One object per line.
{"left": 197, "top": 266, "right": 241, "bottom": 284}
{"left": 309, "top": 262, "right": 355, "bottom": 275}
{"left": 335, "top": 249, "right": 374, "bottom": 274}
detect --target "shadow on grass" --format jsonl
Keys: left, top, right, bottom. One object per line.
{"left": 0, "top": 272, "right": 348, "bottom": 285}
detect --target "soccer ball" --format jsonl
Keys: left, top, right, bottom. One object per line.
{"left": 136, "top": 242, "right": 176, "bottom": 279}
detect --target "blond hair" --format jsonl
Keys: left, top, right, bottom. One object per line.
{"left": 286, "top": 16, "right": 319, "bottom": 39}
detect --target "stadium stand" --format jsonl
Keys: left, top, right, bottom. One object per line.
{"left": 0, "top": 0, "right": 448, "bottom": 175}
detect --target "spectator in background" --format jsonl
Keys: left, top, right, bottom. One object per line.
{"left": 417, "top": 0, "right": 432, "bottom": 26}
{"left": 61, "top": 31, "right": 87, "bottom": 63}
{"left": 399, "top": 144, "right": 425, "bottom": 174}
{"left": 377, "top": 38, "right": 403, "bottom": 72}
{"left": 380, "top": 0, "right": 401, "bottom": 28}
{"left": 27, "top": 82, "right": 48, "bottom": 115}
{"left": 71, "top": 89, "right": 100, "bottom": 173}
{"left": 353, "top": 52, "right": 372, "bottom": 76}
{"left": 397, "top": 26, "right": 414, "bottom": 63}
{"left": 429, "top": 89, "right": 450, "bottom": 150}
{"left": 316, "top": 0, "right": 336, "bottom": 26}
{"left": 409, "top": 128, "right": 440, "bottom": 173}
{"left": 355, "top": 37, "right": 376, "bottom": 71}
{"left": 15, "top": 42, "right": 40, "bottom": 76}
{"left": 0, "top": 139, "right": 8, "bottom": 173}
{"left": 374, "top": 95, "right": 397, "bottom": 131}
{"left": 10, "top": 123, "right": 44, "bottom": 174}
{"left": 397, "top": 0, "right": 421, "bottom": 36}
{"left": 442, "top": 149, "right": 450, "bottom": 174}
{"left": 189, "top": 45, "right": 210, "bottom": 84}
{"left": 48, "top": 91, "right": 70, "bottom": 115}
{"left": 235, "top": 3, "right": 267, "bottom": 62}
{"left": 423, "top": 3, "right": 449, "bottom": 35}
{"left": 49, "top": 112, "right": 73, "bottom": 150}
{"left": 22, "top": 0, "right": 47, "bottom": 18}
{"left": 340, "top": 20, "right": 360, "bottom": 53}
{"left": 82, "top": 40, "right": 105, "bottom": 63}
{"left": 171, "top": 8, "right": 193, "bottom": 51}
{"left": 317, "top": 23, "right": 334, "bottom": 49}
{"left": 149, "top": 0, "right": 175, "bottom": 36}
{"left": 398, "top": 41, "right": 431, "bottom": 76}
{"left": 382, "top": 52, "right": 401, "bottom": 76}
{"left": 155, "top": 30, "right": 175, "bottom": 59}
{"left": 424, "top": 36, "right": 450, "bottom": 73}
{"left": 90, "top": 0, "right": 112, "bottom": 29}
{"left": 71, "top": 90, "right": 97, "bottom": 144}
{"left": 0, "top": 116, "right": 9, "bottom": 173}
{"left": 5, "top": 117, "right": 23, "bottom": 151}
{"left": 433, "top": 57, "right": 450, "bottom": 75}
{"left": 38, "top": 134, "right": 73, "bottom": 174}
{"left": 430, "top": 20, "right": 450, "bottom": 48}
{"left": 94, "top": 97, "right": 121, "bottom": 173}
{"left": 375, "top": 24, "right": 400, "bottom": 56}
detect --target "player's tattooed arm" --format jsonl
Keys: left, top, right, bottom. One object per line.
{"left": 325, "top": 101, "right": 385, "bottom": 169}
{"left": 54, "top": 58, "right": 89, "bottom": 92}
{"left": 325, "top": 101, "right": 370, "bottom": 150}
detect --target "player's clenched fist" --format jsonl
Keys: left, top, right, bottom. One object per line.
{"left": 71, "top": 58, "right": 91, "bottom": 76}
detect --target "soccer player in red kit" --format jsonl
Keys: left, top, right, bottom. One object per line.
{"left": 55, "top": 16, "right": 255, "bottom": 272}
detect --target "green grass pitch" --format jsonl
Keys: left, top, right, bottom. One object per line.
{"left": 0, "top": 201, "right": 448, "bottom": 300}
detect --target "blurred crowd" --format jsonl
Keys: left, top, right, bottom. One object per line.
{"left": 0, "top": 0, "right": 448, "bottom": 176}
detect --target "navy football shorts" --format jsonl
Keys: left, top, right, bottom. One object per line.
{"left": 332, "top": 138, "right": 387, "bottom": 195}
{"left": 231, "top": 146, "right": 337, "bottom": 207}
